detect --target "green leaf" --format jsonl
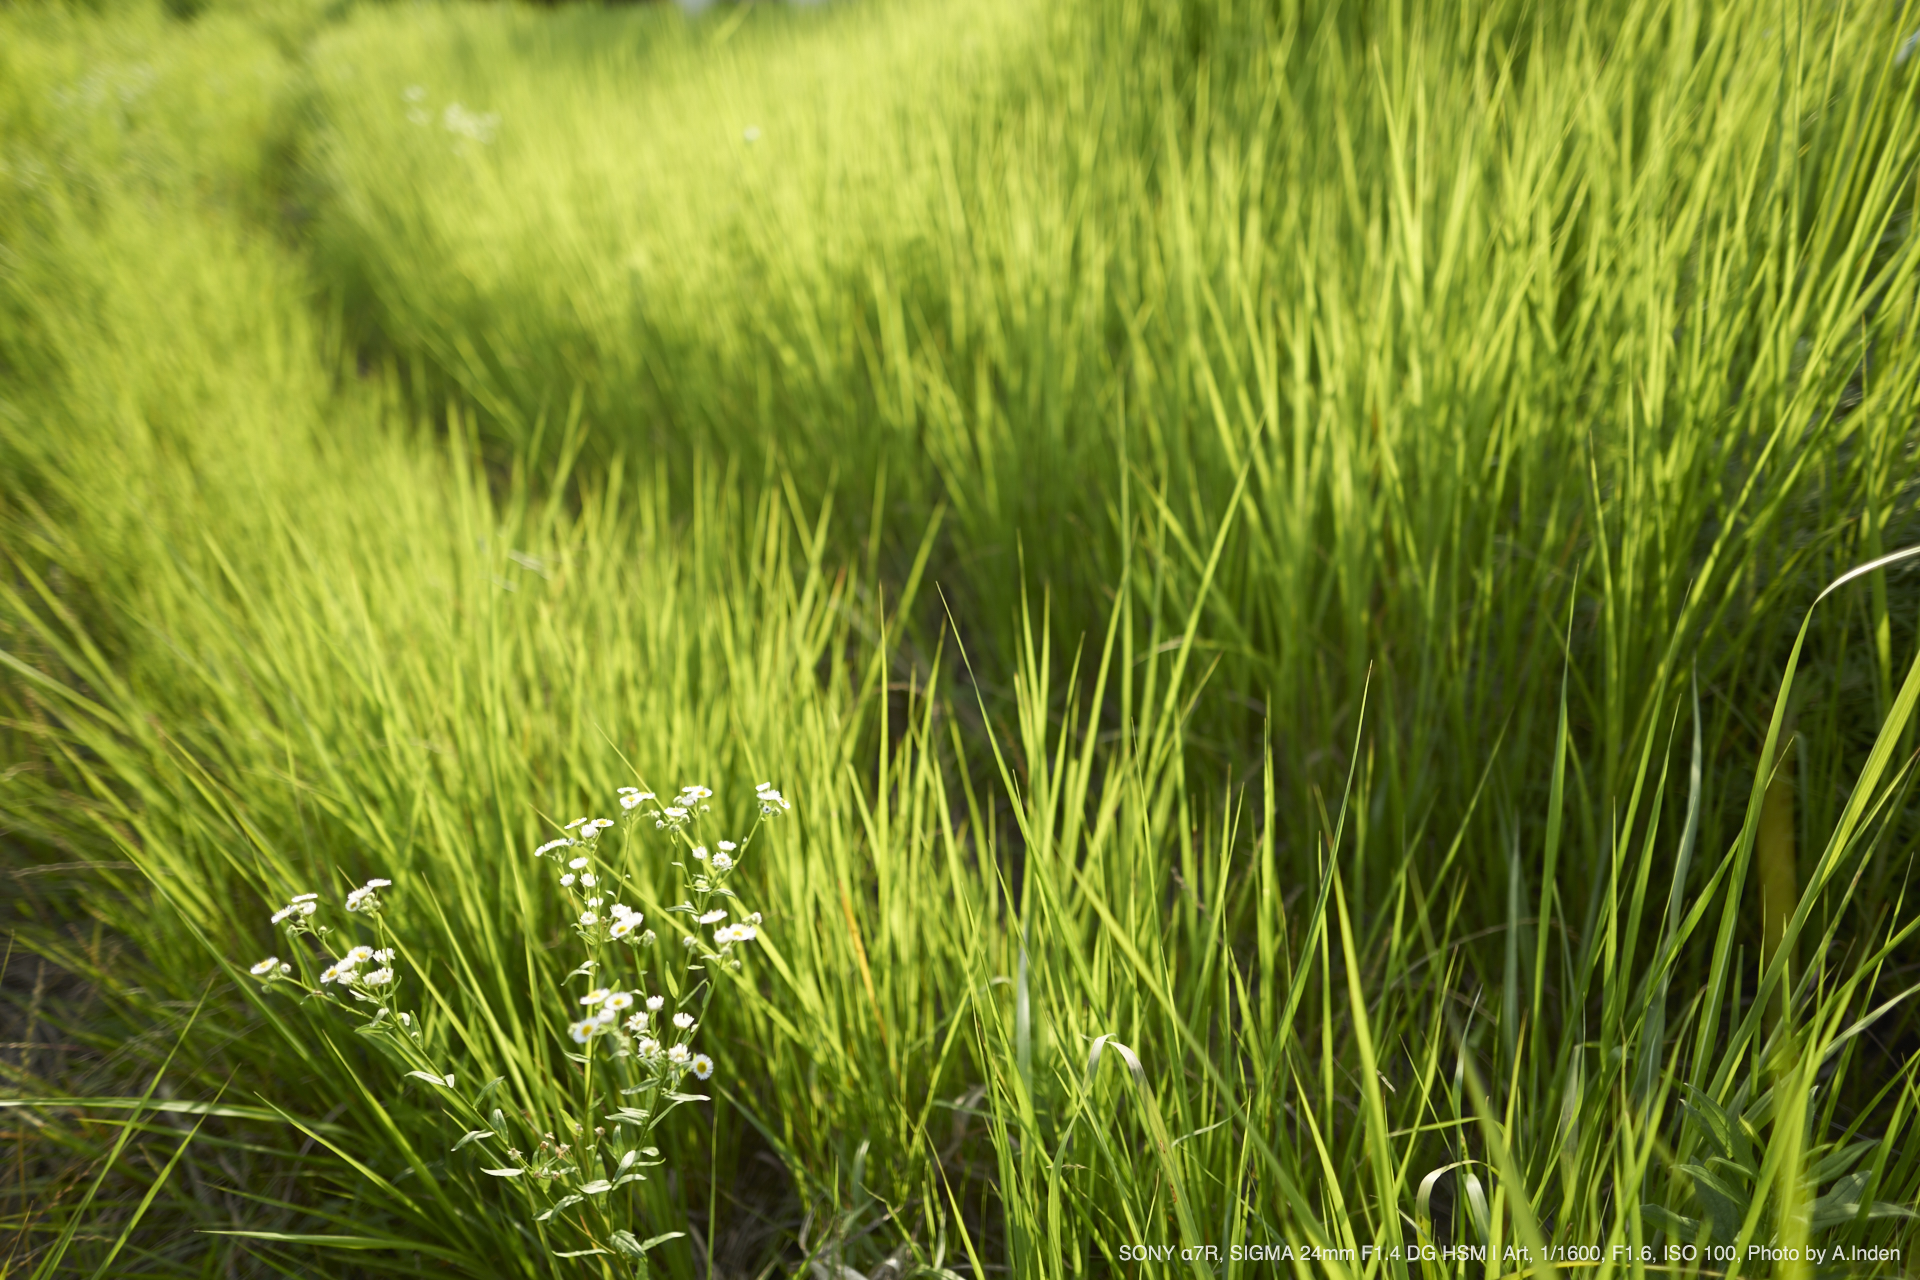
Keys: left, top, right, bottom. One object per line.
{"left": 1809, "top": 1139, "right": 1876, "bottom": 1185}
{"left": 481, "top": 1167, "right": 524, "bottom": 1177}
{"left": 534, "top": 1193, "right": 585, "bottom": 1222}
{"left": 638, "top": 1231, "right": 686, "bottom": 1252}
{"left": 580, "top": 1179, "right": 613, "bottom": 1194}
{"left": 1641, "top": 1204, "right": 1702, "bottom": 1241}
{"left": 609, "top": 1231, "right": 646, "bottom": 1257}
{"left": 553, "top": 1247, "right": 613, "bottom": 1258}
{"left": 452, "top": 1129, "right": 494, "bottom": 1150}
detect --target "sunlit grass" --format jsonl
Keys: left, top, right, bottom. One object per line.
{"left": 3, "top": 0, "right": 1919, "bottom": 1276}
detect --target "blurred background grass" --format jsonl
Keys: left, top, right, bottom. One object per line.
{"left": 3, "top": 0, "right": 1919, "bottom": 1274}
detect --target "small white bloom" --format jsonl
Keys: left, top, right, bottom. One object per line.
{"left": 363, "top": 967, "right": 394, "bottom": 986}
{"left": 691, "top": 1053, "right": 714, "bottom": 1080}
{"left": 680, "top": 784, "right": 712, "bottom": 800}
{"left": 673, "top": 1011, "right": 695, "bottom": 1030}
{"left": 749, "top": 912, "right": 762, "bottom": 925}
{"left": 299, "top": 900, "right": 317, "bottom": 916}
{"left": 372, "top": 949, "right": 394, "bottom": 962}
{"left": 580, "top": 873, "right": 596, "bottom": 887}
{"left": 636, "top": 1036, "right": 660, "bottom": 1056}
{"left": 755, "top": 781, "right": 770, "bottom": 790}
{"left": 271, "top": 906, "right": 295, "bottom": 924}
{"left": 594, "top": 1007, "right": 619, "bottom": 1026}
{"left": 535, "top": 837, "right": 573, "bottom": 857}
{"left": 566, "top": 817, "right": 588, "bottom": 829}
{"left": 398, "top": 1012, "right": 411, "bottom": 1026}
{"left": 579, "top": 911, "right": 600, "bottom": 926}
{"left": 712, "top": 853, "right": 734, "bottom": 872}
{"left": 291, "top": 893, "right": 319, "bottom": 903}
{"left": 624, "top": 1013, "right": 648, "bottom": 1033}
{"left": 569, "top": 1018, "right": 599, "bottom": 1044}
{"left": 646, "top": 996, "right": 664, "bottom": 1012}
{"left": 249, "top": 957, "right": 278, "bottom": 977}
{"left": 581, "top": 988, "right": 611, "bottom": 1006}
{"left": 609, "top": 917, "right": 638, "bottom": 939}
{"left": 610, "top": 903, "right": 632, "bottom": 918}
{"left": 365, "top": 878, "right": 392, "bottom": 889}
{"left": 717, "top": 841, "right": 737, "bottom": 852}
{"left": 667, "top": 1043, "right": 691, "bottom": 1064}
{"left": 560, "top": 873, "right": 576, "bottom": 887}
{"left": 279, "top": 962, "right": 292, "bottom": 975}
{"left": 321, "top": 962, "right": 351, "bottom": 984}
{"left": 733, "top": 925, "right": 757, "bottom": 942}
{"left": 682, "top": 935, "right": 697, "bottom": 949}
{"left": 569, "top": 856, "right": 590, "bottom": 869}
{"left": 698, "top": 909, "right": 727, "bottom": 925}
{"left": 345, "top": 946, "right": 374, "bottom": 964}
{"left": 618, "top": 786, "right": 639, "bottom": 795}
{"left": 604, "top": 991, "right": 634, "bottom": 1012}
{"left": 692, "top": 846, "right": 709, "bottom": 861}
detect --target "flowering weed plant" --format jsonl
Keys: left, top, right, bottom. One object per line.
{"left": 244, "top": 781, "right": 787, "bottom": 1270}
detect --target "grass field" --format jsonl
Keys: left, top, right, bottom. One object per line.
{"left": 4, "top": 0, "right": 1920, "bottom": 1274}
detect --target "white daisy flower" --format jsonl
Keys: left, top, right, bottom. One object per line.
{"left": 569, "top": 856, "right": 590, "bottom": 870}
{"left": 366, "top": 878, "right": 392, "bottom": 889}
{"left": 733, "top": 924, "right": 757, "bottom": 942}
{"left": 691, "top": 1053, "right": 714, "bottom": 1080}
{"left": 345, "top": 946, "right": 375, "bottom": 964}
{"left": 271, "top": 905, "right": 296, "bottom": 924}
{"left": 566, "top": 817, "right": 588, "bottom": 830}
{"left": 320, "top": 962, "right": 351, "bottom": 984}
{"left": 717, "top": 841, "right": 737, "bottom": 852}
{"left": 580, "top": 988, "right": 611, "bottom": 1006}
{"left": 698, "top": 909, "right": 728, "bottom": 925}
{"left": 619, "top": 791, "right": 644, "bottom": 810}
{"left": 667, "top": 1043, "right": 691, "bottom": 1064}
{"left": 362, "top": 967, "right": 394, "bottom": 986}
{"left": 249, "top": 957, "right": 278, "bottom": 977}
{"left": 604, "top": 991, "right": 634, "bottom": 1012}
{"left": 594, "top": 1007, "right": 619, "bottom": 1026}
{"left": 609, "top": 917, "right": 638, "bottom": 939}
{"left": 673, "top": 1012, "right": 695, "bottom": 1030}
{"left": 560, "top": 873, "right": 576, "bottom": 887}
{"left": 610, "top": 903, "right": 633, "bottom": 918}
{"left": 580, "top": 873, "right": 597, "bottom": 887}
{"left": 617, "top": 786, "right": 639, "bottom": 795}
{"left": 692, "top": 846, "right": 709, "bottom": 861}
{"left": 636, "top": 1036, "right": 660, "bottom": 1056}
{"left": 587, "top": 896, "right": 604, "bottom": 907}
{"left": 535, "top": 837, "right": 573, "bottom": 857}
{"left": 646, "top": 996, "right": 665, "bottom": 1012}
{"left": 624, "top": 1013, "right": 648, "bottom": 1033}
{"left": 712, "top": 853, "right": 734, "bottom": 872}
{"left": 680, "top": 784, "right": 712, "bottom": 800}
{"left": 569, "top": 1018, "right": 599, "bottom": 1044}
{"left": 372, "top": 949, "right": 394, "bottom": 962}
{"left": 579, "top": 911, "right": 600, "bottom": 926}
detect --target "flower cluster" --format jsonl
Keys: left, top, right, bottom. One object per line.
{"left": 239, "top": 778, "right": 788, "bottom": 1262}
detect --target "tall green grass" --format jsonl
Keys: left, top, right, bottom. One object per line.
{"left": 3, "top": 0, "right": 1919, "bottom": 1275}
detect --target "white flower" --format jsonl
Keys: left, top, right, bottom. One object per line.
{"left": 398, "top": 1012, "right": 411, "bottom": 1026}
{"left": 579, "top": 911, "right": 600, "bottom": 926}
{"left": 733, "top": 924, "right": 757, "bottom": 942}
{"left": 624, "top": 1013, "right": 648, "bottom": 1033}
{"left": 566, "top": 817, "right": 588, "bottom": 830}
{"left": 691, "top": 1053, "right": 714, "bottom": 1080}
{"left": 366, "top": 878, "right": 392, "bottom": 889}
{"left": 594, "top": 1007, "right": 619, "bottom": 1026}
{"left": 320, "top": 962, "right": 351, "bottom": 984}
{"left": 249, "top": 957, "right": 278, "bottom": 977}
{"left": 279, "top": 962, "right": 292, "bottom": 975}
{"left": 609, "top": 917, "right": 639, "bottom": 940}
{"left": 291, "top": 893, "right": 319, "bottom": 903}
{"left": 345, "top": 946, "right": 375, "bottom": 964}
{"left": 680, "top": 784, "right": 712, "bottom": 800}
{"left": 636, "top": 1036, "right": 660, "bottom": 1056}
{"left": 619, "top": 792, "right": 644, "bottom": 810}
{"left": 535, "top": 838, "right": 573, "bottom": 857}
{"left": 560, "top": 873, "right": 576, "bottom": 887}
{"left": 618, "top": 786, "right": 639, "bottom": 794}
{"left": 717, "top": 841, "right": 737, "bottom": 852}
{"left": 610, "top": 903, "right": 633, "bottom": 918}
{"left": 673, "top": 1011, "right": 695, "bottom": 1030}
{"left": 646, "top": 996, "right": 664, "bottom": 1012}
{"left": 698, "top": 909, "right": 727, "bottom": 925}
{"left": 372, "top": 949, "right": 394, "bottom": 962}
{"left": 299, "top": 900, "right": 318, "bottom": 916}
{"left": 580, "top": 988, "right": 611, "bottom": 1006}
{"left": 569, "top": 856, "right": 589, "bottom": 870}
{"left": 664, "top": 806, "right": 687, "bottom": 820}
{"left": 755, "top": 781, "right": 770, "bottom": 790}
{"left": 749, "top": 912, "right": 762, "bottom": 925}
{"left": 682, "top": 935, "right": 697, "bottom": 949}
{"left": 692, "top": 846, "right": 709, "bottom": 861}
{"left": 577, "top": 818, "right": 612, "bottom": 839}
{"left": 667, "top": 1043, "right": 691, "bottom": 1064}
{"left": 569, "top": 1018, "right": 599, "bottom": 1044}
{"left": 362, "top": 967, "right": 394, "bottom": 986}
{"left": 604, "top": 991, "right": 634, "bottom": 1012}
{"left": 712, "top": 853, "right": 734, "bottom": 872}
{"left": 271, "top": 905, "right": 296, "bottom": 924}
{"left": 580, "top": 874, "right": 596, "bottom": 887}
